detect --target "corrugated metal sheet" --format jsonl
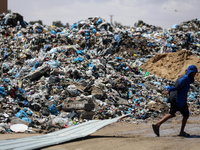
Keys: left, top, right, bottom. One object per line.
{"left": 0, "top": 115, "right": 127, "bottom": 150}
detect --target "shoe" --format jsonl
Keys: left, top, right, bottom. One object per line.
{"left": 178, "top": 132, "right": 190, "bottom": 137}
{"left": 152, "top": 124, "right": 160, "bottom": 137}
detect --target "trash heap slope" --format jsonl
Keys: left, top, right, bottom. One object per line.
{"left": 1, "top": 12, "right": 200, "bottom": 134}
{"left": 140, "top": 49, "right": 200, "bottom": 82}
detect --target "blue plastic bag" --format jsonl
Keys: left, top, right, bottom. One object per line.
{"left": 32, "top": 61, "right": 40, "bottom": 71}
{"left": 74, "top": 57, "right": 84, "bottom": 62}
{"left": 49, "top": 104, "right": 59, "bottom": 115}
{"left": 51, "top": 30, "right": 57, "bottom": 34}
{"left": 89, "top": 63, "right": 97, "bottom": 71}
{"left": 4, "top": 51, "right": 8, "bottom": 59}
{"left": 22, "top": 117, "right": 32, "bottom": 123}
{"left": 16, "top": 110, "right": 28, "bottom": 118}
{"left": 116, "top": 56, "right": 122, "bottom": 60}
{"left": 92, "top": 29, "right": 97, "bottom": 33}
{"left": 22, "top": 100, "right": 29, "bottom": 107}
{"left": 189, "top": 92, "right": 196, "bottom": 101}
{"left": 77, "top": 50, "right": 84, "bottom": 55}
{"left": 0, "top": 87, "right": 7, "bottom": 96}
{"left": 96, "top": 18, "right": 103, "bottom": 25}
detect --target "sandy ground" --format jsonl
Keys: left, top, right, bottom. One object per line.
{"left": 140, "top": 49, "right": 200, "bottom": 82}
{"left": 1, "top": 116, "right": 200, "bottom": 150}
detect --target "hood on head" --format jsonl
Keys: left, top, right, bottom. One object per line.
{"left": 187, "top": 65, "right": 198, "bottom": 75}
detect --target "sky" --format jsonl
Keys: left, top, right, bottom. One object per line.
{"left": 8, "top": 0, "right": 200, "bottom": 29}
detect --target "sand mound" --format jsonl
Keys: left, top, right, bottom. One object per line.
{"left": 140, "top": 49, "right": 200, "bottom": 82}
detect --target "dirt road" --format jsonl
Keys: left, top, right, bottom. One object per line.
{"left": 1, "top": 116, "right": 200, "bottom": 150}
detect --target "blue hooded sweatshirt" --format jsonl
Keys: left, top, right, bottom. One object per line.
{"left": 165, "top": 65, "right": 198, "bottom": 109}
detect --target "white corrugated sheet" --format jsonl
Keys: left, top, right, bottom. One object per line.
{"left": 0, "top": 115, "right": 127, "bottom": 150}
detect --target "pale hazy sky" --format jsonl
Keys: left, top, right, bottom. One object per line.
{"left": 8, "top": 0, "right": 200, "bottom": 29}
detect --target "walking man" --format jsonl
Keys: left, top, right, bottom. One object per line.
{"left": 152, "top": 65, "right": 198, "bottom": 137}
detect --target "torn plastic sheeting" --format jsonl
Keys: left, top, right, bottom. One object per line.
{"left": 153, "top": 81, "right": 161, "bottom": 86}
{"left": 0, "top": 115, "right": 127, "bottom": 150}
{"left": 48, "top": 60, "right": 61, "bottom": 68}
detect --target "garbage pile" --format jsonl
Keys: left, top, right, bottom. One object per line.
{"left": 0, "top": 12, "right": 200, "bottom": 134}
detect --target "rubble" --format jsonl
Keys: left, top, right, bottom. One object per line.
{"left": 0, "top": 12, "right": 200, "bottom": 134}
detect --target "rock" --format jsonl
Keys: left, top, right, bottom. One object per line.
{"left": 23, "top": 64, "right": 51, "bottom": 80}
{"left": 91, "top": 86, "right": 104, "bottom": 99}
{"left": 10, "top": 117, "right": 30, "bottom": 126}
{"left": 80, "top": 111, "right": 95, "bottom": 120}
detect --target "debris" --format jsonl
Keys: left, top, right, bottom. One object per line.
{"left": 0, "top": 12, "right": 200, "bottom": 134}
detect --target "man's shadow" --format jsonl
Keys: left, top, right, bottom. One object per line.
{"left": 188, "top": 135, "right": 200, "bottom": 138}
{"left": 172, "top": 134, "right": 200, "bottom": 138}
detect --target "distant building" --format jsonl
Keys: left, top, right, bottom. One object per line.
{"left": 0, "top": 0, "right": 8, "bottom": 14}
